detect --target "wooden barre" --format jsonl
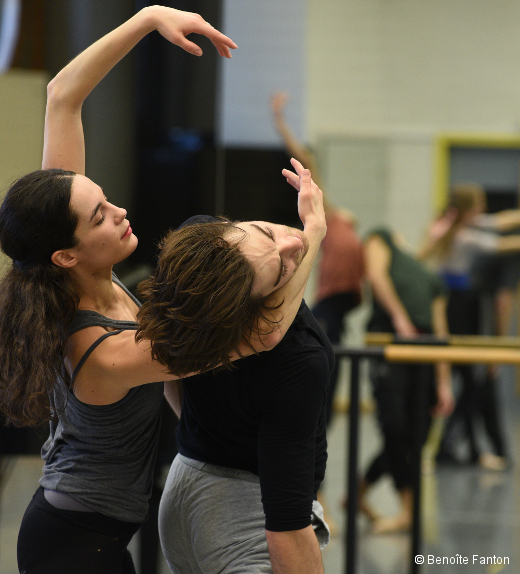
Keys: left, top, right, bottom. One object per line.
{"left": 384, "top": 344, "right": 520, "bottom": 364}
{"left": 366, "top": 332, "right": 520, "bottom": 348}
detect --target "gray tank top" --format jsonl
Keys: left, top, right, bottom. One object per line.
{"left": 39, "top": 275, "right": 164, "bottom": 523}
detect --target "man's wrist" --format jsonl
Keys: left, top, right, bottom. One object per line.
{"left": 303, "top": 220, "right": 327, "bottom": 241}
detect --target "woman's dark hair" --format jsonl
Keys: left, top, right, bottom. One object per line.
{"left": 136, "top": 221, "right": 280, "bottom": 376}
{"left": 0, "top": 169, "right": 80, "bottom": 427}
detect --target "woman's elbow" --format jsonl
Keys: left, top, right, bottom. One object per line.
{"left": 46, "top": 75, "right": 77, "bottom": 111}
{"left": 46, "top": 76, "right": 63, "bottom": 104}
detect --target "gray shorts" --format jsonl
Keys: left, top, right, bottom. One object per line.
{"left": 158, "top": 454, "right": 329, "bottom": 574}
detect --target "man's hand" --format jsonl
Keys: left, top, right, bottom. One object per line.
{"left": 266, "top": 526, "right": 324, "bottom": 574}
{"left": 282, "top": 158, "right": 326, "bottom": 241}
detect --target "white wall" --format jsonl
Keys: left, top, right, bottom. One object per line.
{"left": 307, "top": 0, "right": 520, "bottom": 247}
{"left": 307, "top": 0, "right": 384, "bottom": 133}
{"left": 378, "top": 0, "right": 520, "bottom": 132}
{"left": 308, "top": 0, "right": 520, "bottom": 133}
{"left": 219, "top": 0, "right": 307, "bottom": 147}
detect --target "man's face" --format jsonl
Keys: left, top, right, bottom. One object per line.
{"left": 235, "top": 221, "right": 309, "bottom": 297}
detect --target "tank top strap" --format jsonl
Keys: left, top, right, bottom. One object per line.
{"left": 71, "top": 329, "right": 124, "bottom": 383}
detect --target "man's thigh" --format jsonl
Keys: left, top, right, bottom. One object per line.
{"left": 159, "top": 456, "right": 272, "bottom": 574}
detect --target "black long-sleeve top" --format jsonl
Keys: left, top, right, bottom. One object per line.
{"left": 176, "top": 216, "right": 333, "bottom": 532}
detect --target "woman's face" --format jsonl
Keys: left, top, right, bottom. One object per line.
{"left": 67, "top": 175, "right": 137, "bottom": 269}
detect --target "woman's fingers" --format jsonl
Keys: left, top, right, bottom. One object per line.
{"left": 158, "top": 10, "right": 237, "bottom": 57}
{"left": 174, "top": 36, "right": 204, "bottom": 56}
{"left": 209, "top": 39, "right": 233, "bottom": 58}
{"left": 206, "top": 29, "right": 237, "bottom": 51}
{"left": 191, "top": 19, "right": 237, "bottom": 57}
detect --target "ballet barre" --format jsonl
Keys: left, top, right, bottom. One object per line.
{"left": 365, "top": 332, "right": 520, "bottom": 349}
{"left": 334, "top": 337, "right": 520, "bottom": 574}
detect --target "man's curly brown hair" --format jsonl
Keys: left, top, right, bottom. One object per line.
{"left": 136, "top": 221, "right": 280, "bottom": 376}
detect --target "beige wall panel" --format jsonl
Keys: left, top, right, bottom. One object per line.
{"left": 0, "top": 70, "right": 47, "bottom": 273}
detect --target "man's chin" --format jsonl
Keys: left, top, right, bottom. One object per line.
{"left": 299, "top": 231, "right": 310, "bottom": 259}
{"left": 299, "top": 239, "right": 309, "bottom": 263}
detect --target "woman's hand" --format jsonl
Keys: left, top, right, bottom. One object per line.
{"left": 271, "top": 91, "right": 289, "bottom": 116}
{"left": 432, "top": 377, "right": 454, "bottom": 417}
{"left": 392, "top": 313, "right": 419, "bottom": 338}
{"left": 44, "top": 6, "right": 236, "bottom": 173}
{"left": 428, "top": 208, "right": 458, "bottom": 241}
{"left": 149, "top": 6, "right": 237, "bottom": 58}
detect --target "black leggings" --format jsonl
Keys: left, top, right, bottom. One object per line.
{"left": 440, "top": 289, "right": 507, "bottom": 460}
{"left": 365, "top": 361, "right": 435, "bottom": 491}
{"left": 18, "top": 487, "right": 140, "bottom": 574}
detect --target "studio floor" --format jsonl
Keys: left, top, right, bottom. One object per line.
{"left": 1, "top": 365, "right": 519, "bottom": 574}
{"left": 321, "top": 363, "right": 520, "bottom": 574}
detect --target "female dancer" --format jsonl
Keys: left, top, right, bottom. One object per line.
{"left": 0, "top": 7, "right": 325, "bottom": 573}
{"left": 420, "top": 183, "right": 520, "bottom": 469}
{"left": 360, "top": 228, "right": 453, "bottom": 534}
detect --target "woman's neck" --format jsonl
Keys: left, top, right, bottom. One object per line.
{"left": 73, "top": 266, "right": 120, "bottom": 315}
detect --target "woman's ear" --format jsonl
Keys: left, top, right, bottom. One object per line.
{"left": 51, "top": 249, "right": 78, "bottom": 269}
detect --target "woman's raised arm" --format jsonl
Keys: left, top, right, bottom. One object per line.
{"left": 43, "top": 6, "right": 236, "bottom": 174}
